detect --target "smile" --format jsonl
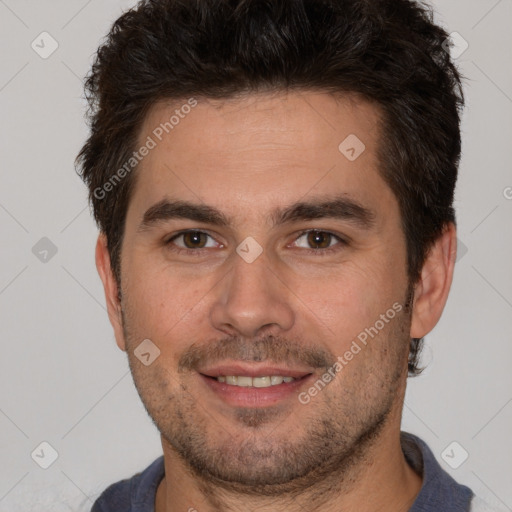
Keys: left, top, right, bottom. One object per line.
{"left": 215, "top": 375, "right": 296, "bottom": 387}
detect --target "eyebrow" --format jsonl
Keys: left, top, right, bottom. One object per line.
{"left": 138, "top": 195, "right": 376, "bottom": 232}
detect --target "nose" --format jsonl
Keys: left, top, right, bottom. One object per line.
{"left": 209, "top": 249, "right": 295, "bottom": 339}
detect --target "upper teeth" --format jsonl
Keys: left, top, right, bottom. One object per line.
{"left": 216, "top": 376, "right": 295, "bottom": 387}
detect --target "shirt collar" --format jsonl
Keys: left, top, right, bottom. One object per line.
{"left": 402, "top": 431, "right": 474, "bottom": 512}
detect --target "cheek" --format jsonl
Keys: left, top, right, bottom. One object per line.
{"left": 291, "top": 258, "right": 402, "bottom": 337}
{"left": 121, "top": 256, "right": 215, "bottom": 350}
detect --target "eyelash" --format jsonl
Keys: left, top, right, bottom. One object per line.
{"left": 164, "top": 229, "right": 348, "bottom": 256}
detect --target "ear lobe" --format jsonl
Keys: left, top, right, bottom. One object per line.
{"left": 95, "top": 234, "right": 127, "bottom": 351}
{"left": 410, "top": 223, "right": 457, "bottom": 339}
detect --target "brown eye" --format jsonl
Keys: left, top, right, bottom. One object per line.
{"left": 306, "top": 230, "right": 333, "bottom": 249}
{"left": 181, "top": 231, "right": 208, "bottom": 248}
{"left": 167, "top": 230, "right": 218, "bottom": 251}
{"left": 292, "top": 230, "right": 347, "bottom": 255}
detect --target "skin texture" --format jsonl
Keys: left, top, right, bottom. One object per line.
{"left": 96, "top": 91, "right": 457, "bottom": 512}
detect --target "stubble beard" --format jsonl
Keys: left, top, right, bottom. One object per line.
{"left": 121, "top": 296, "right": 412, "bottom": 497}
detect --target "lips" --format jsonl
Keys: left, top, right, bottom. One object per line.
{"left": 199, "top": 366, "right": 315, "bottom": 407}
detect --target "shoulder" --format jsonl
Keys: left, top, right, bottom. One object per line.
{"left": 91, "top": 477, "right": 132, "bottom": 512}
{"left": 91, "top": 456, "right": 165, "bottom": 512}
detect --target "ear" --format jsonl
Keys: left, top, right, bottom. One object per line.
{"left": 410, "top": 222, "right": 457, "bottom": 339}
{"left": 95, "top": 233, "right": 127, "bottom": 351}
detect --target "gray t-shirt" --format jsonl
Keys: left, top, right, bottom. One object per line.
{"left": 91, "top": 431, "right": 477, "bottom": 511}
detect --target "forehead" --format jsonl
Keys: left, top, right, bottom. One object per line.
{"left": 142, "top": 91, "right": 381, "bottom": 159}
{"left": 127, "top": 91, "right": 395, "bottom": 226}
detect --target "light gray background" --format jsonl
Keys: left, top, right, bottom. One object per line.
{"left": 0, "top": 0, "right": 511, "bottom": 510}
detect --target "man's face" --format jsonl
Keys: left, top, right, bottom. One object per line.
{"left": 115, "top": 92, "right": 413, "bottom": 489}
